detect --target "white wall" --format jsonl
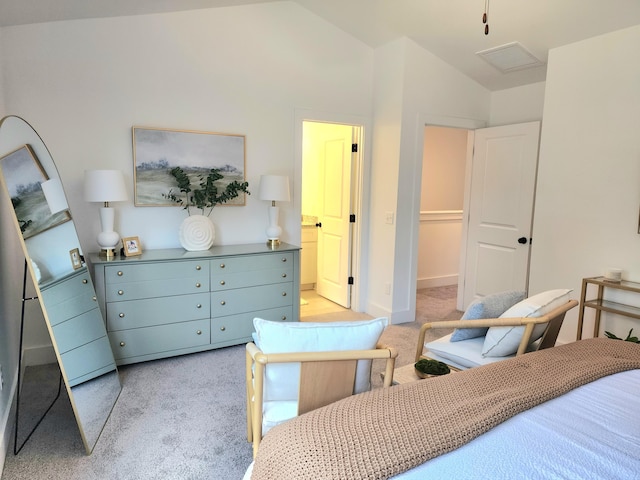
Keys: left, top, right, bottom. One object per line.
{"left": 490, "top": 82, "right": 546, "bottom": 126}
{"left": 0, "top": 2, "right": 374, "bottom": 256}
{"left": 368, "top": 38, "right": 490, "bottom": 322}
{"left": 530, "top": 25, "right": 640, "bottom": 344}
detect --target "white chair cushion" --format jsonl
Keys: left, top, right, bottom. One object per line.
{"left": 482, "top": 289, "right": 572, "bottom": 357}
{"left": 450, "top": 290, "right": 526, "bottom": 342}
{"left": 262, "top": 400, "right": 298, "bottom": 435}
{"left": 253, "top": 317, "right": 388, "bottom": 402}
{"left": 425, "top": 333, "right": 513, "bottom": 369}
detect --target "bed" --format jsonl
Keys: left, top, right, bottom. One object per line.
{"left": 244, "top": 338, "right": 640, "bottom": 479}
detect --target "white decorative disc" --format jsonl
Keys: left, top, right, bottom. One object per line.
{"left": 179, "top": 215, "right": 215, "bottom": 251}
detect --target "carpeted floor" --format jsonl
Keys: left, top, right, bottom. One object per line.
{"left": 1, "top": 286, "right": 461, "bottom": 480}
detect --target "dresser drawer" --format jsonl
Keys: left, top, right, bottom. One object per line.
{"left": 41, "top": 272, "right": 97, "bottom": 326}
{"left": 211, "top": 283, "right": 293, "bottom": 316}
{"left": 105, "top": 260, "right": 208, "bottom": 284}
{"left": 109, "top": 318, "right": 210, "bottom": 360}
{"left": 52, "top": 307, "right": 106, "bottom": 354}
{"left": 211, "top": 253, "right": 293, "bottom": 275}
{"left": 211, "top": 267, "right": 292, "bottom": 291}
{"left": 107, "top": 292, "right": 210, "bottom": 331}
{"left": 211, "top": 306, "right": 293, "bottom": 346}
{"left": 105, "top": 276, "right": 209, "bottom": 302}
{"left": 61, "top": 335, "right": 115, "bottom": 386}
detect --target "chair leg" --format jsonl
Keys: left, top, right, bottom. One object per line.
{"left": 245, "top": 349, "right": 253, "bottom": 443}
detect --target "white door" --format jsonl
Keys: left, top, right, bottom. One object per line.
{"left": 316, "top": 127, "right": 353, "bottom": 308}
{"left": 462, "top": 121, "right": 541, "bottom": 307}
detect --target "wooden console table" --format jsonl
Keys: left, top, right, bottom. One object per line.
{"left": 576, "top": 276, "right": 640, "bottom": 340}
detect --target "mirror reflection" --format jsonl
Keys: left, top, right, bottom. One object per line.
{"left": 0, "top": 115, "right": 122, "bottom": 454}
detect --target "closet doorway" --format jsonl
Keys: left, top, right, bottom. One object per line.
{"left": 300, "top": 120, "right": 363, "bottom": 315}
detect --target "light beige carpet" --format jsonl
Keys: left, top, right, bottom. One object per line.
{"left": 2, "top": 286, "right": 461, "bottom": 480}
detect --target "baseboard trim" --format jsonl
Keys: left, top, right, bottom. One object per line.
{"left": 417, "top": 275, "right": 458, "bottom": 290}
{"left": 0, "top": 375, "right": 17, "bottom": 478}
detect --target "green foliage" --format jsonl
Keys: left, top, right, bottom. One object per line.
{"left": 163, "top": 166, "right": 250, "bottom": 217}
{"left": 415, "top": 358, "right": 450, "bottom": 376}
{"left": 604, "top": 328, "right": 640, "bottom": 343}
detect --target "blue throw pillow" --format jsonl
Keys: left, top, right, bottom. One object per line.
{"left": 450, "top": 290, "right": 526, "bottom": 342}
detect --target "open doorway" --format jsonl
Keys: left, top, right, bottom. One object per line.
{"left": 416, "top": 125, "right": 470, "bottom": 320}
{"left": 300, "top": 120, "right": 363, "bottom": 319}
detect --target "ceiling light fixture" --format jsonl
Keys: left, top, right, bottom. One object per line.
{"left": 482, "top": 0, "right": 490, "bottom": 35}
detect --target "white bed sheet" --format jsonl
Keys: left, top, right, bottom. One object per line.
{"left": 244, "top": 369, "right": 640, "bottom": 480}
{"left": 392, "top": 369, "right": 640, "bottom": 480}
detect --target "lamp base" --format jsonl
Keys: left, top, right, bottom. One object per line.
{"left": 266, "top": 239, "right": 281, "bottom": 249}
{"left": 99, "top": 247, "right": 117, "bottom": 260}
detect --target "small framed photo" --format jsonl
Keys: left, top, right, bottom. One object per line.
{"left": 69, "top": 248, "right": 82, "bottom": 270}
{"left": 123, "top": 236, "right": 142, "bottom": 257}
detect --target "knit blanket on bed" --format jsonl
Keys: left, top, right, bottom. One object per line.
{"left": 251, "top": 338, "right": 640, "bottom": 480}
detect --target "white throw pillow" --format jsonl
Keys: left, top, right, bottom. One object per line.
{"left": 482, "top": 289, "right": 572, "bottom": 357}
{"left": 253, "top": 317, "right": 388, "bottom": 402}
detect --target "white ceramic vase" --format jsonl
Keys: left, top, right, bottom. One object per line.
{"left": 179, "top": 214, "right": 215, "bottom": 251}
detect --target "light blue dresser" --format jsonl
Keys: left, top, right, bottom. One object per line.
{"left": 90, "top": 243, "right": 300, "bottom": 365}
{"left": 40, "top": 268, "right": 117, "bottom": 386}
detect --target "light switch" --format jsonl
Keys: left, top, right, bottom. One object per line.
{"left": 385, "top": 212, "right": 394, "bottom": 225}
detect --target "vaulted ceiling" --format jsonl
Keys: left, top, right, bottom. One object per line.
{"left": 1, "top": 0, "right": 639, "bottom": 91}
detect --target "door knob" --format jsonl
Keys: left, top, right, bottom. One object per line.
{"left": 315, "top": 222, "right": 322, "bottom": 228}
{"left": 518, "top": 237, "right": 528, "bottom": 244}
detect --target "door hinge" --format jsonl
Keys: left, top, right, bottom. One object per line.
{"left": 352, "top": 143, "right": 358, "bottom": 153}
{"left": 348, "top": 276, "right": 354, "bottom": 285}
{"left": 350, "top": 214, "right": 356, "bottom": 223}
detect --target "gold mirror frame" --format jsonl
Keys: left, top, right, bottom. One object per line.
{"left": 0, "top": 115, "right": 121, "bottom": 454}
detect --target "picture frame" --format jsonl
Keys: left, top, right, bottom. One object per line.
{"left": 69, "top": 248, "right": 82, "bottom": 270}
{"left": 123, "top": 236, "right": 142, "bottom": 257}
{"left": 0, "top": 145, "right": 71, "bottom": 239}
{"left": 132, "top": 127, "right": 247, "bottom": 207}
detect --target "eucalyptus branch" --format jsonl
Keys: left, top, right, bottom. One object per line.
{"left": 163, "top": 166, "right": 250, "bottom": 216}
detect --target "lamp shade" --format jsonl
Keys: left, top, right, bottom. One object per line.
{"left": 258, "top": 175, "right": 290, "bottom": 202}
{"left": 41, "top": 178, "right": 69, "bottom": 214}
{"left": 84, "top": 169, "right": 128, "bottom": 203}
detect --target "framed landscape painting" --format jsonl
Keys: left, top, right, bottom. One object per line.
{"left": 0, "top": 144, "right": 71, "bottom": 239}
{"left": 133, "top": 127, "right": 247, "bottom": 207}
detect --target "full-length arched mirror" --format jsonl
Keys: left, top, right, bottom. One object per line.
{"left": 0, "top": 115, "right": 121, "bottom": 454}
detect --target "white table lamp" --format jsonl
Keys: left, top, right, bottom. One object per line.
{"left": 84, "top": 169, "right": 128, "bottom": 258}
{"left": 258, "top": 175, "right": 290, "bottom": 248}
{"left": 41, "top": 178, "right": 69, "bottom": 214}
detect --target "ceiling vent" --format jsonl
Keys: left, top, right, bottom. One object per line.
{"left": 476, "top": 42, "right": 545, "bottom": 73}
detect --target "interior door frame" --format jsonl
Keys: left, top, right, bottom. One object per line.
{"left": 295, "top": 109, "right": 371, "bottom": 312}
{"left": 413, "top": 114, "right": 487, "bottom": 314}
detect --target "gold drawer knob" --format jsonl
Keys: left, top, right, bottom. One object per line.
{"left": 220, "top": 300, "right": 226, "bottom": 305}
{"left": 196, "top": 330, "right": 202, "bottom": 335}
{"left": 220, "top": 280, "right": 226, "bottom": 285}
{"left": 119, "top": 313, "right": 125, "bottom": 318}
{"left": 220, "top": 326, "right": 226, "bottom": 331}
{"left": 195, "top": 282, "right": 201, "bottom": 288}
{"left": 82, "top": 279, "right": 88, "bottom": 284}
{"left": 282, "top": 273, "right": 287, "bottom": 278}
{"left": 196, "top": 304, "right": 202, "bottom": 309}
{"left": 220, "top": 263, "right": 225, "bottom": 268}
{"left": 281, "top": 315, "right": 287, "bottom": 320}
{"left": 119, "top": 341, "right": 126, "bottom": 347}
{"left": 117, "top": 271, "right": 123, "bottom": 276}
{"left": 196, "top": 265, "right": 201, "bottom": 270}
{"left": 282, "top": 292, "right": 287, "bottom": 296}
{"left": 118, "top": 290, "right": 124, "bottom": 296}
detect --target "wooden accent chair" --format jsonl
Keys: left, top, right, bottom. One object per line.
{"left": 415, "top": 290, "right": 578, "bottom": 370}
{"left": 246, "top": 317, "right": 397, "bottom": 457}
